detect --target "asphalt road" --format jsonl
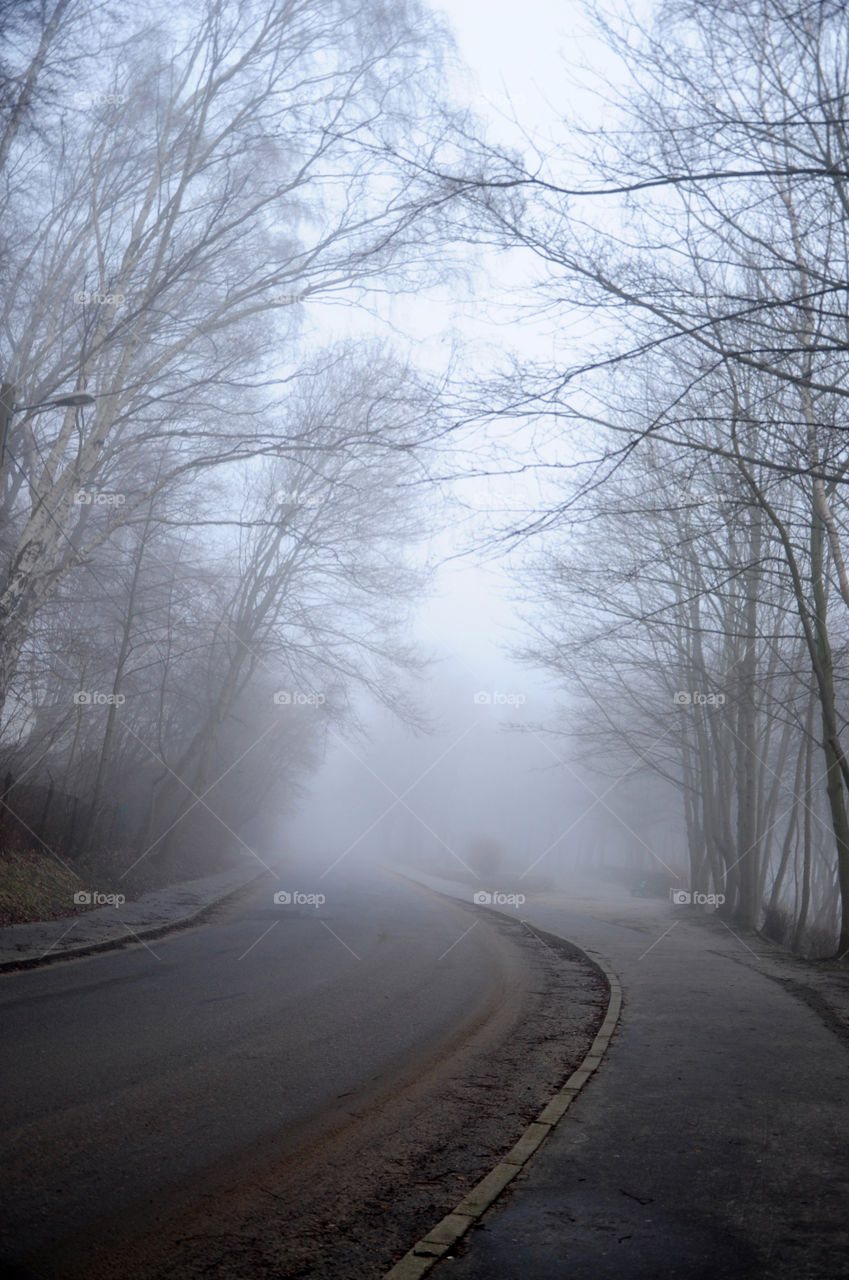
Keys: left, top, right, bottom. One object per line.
{"left": 0, "top": 864, "right": 526, "bottom": 1277}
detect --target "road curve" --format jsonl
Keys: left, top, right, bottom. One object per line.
{"left": 425, "top": 874, "right": 849, "bottom": 1280}
{"left": 0, "top": 865, "right": 533, "bottom": 1277}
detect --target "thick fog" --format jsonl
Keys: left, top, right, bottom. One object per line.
{"left": 2, "top": 0, "right": 849, "bottom": 970}
{"left": 285, "top": 568, "right": 686, "bottom": 893}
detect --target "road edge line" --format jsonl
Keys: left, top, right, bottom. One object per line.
{"left": 381, "top": 902, "right": 622, "bottom": 1280}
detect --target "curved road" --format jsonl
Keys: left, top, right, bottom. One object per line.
{"left": 0, "top": 865, "right": 528, "bottom": 1278}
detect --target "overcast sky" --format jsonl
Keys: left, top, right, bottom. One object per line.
{"left": 286, "top": 1, "right": 642, "bottom": 867}
{"left": 409, "top": 1, "right": 580, "bottom": 673}
{"left": 440, "top": 0, "right": 588, "bottom": 117}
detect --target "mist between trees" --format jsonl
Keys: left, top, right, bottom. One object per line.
{"left": 3, "top": 0, "right": 849, "bottom": 959}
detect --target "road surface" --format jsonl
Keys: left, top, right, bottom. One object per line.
{"left": 0, "top": 863, "right": 603, "bottom": 1279}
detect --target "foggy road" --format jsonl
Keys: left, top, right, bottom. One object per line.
{"left": 0, "top": 866, "right": 531, "bottom": 1277}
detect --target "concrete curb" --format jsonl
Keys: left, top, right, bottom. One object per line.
{"left": 0, "top": 867, "right": 271, "bottom": 974}
{"left": 382, "top": 907, "right": 623, "bottom": 1280}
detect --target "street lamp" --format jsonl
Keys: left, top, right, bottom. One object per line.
{"left": 12, "top": 389, "right": 95, "bottom": 409}
{"left": 0, "top": 390, "right": 96, "bottom": 468}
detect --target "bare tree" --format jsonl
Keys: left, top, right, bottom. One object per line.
{"left": 0, "top": 0, "right": 450, "bottom": 718}
{"left": 416, "top": 0, "right": 849, "bottom": 953}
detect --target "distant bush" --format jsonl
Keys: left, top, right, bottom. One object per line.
{"left": 466, "top": 837, "right": 505, "bottom": 879}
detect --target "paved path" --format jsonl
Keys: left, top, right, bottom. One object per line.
{"left": 400, "top": 870, "right": 849, "bottom": 1280}
{"left": 0, "top": 862, "right": 262, "bottom": 968}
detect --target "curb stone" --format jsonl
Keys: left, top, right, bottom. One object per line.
{"left": 0, "top": 867, "right": 271, "bottom": 974}
{"left": 382, "top": 911, "right": 623, "bottom": 1280}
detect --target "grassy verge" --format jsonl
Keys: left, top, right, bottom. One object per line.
{"left": 0, "top": 847, "right": 90, "bottom": 927}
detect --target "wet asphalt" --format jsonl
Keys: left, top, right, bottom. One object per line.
{"left": 0, "top": 865, "right": 514, "bottom": 1275}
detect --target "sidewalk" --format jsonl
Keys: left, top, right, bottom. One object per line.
{"left": 0, "top": 862, "right": 269, "bottom": 971}
{"left": 389, "top": 864, "right": 849, "bottom": 1280}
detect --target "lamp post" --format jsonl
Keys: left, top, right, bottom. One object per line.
{"left": 0, "top": 388, "right": 96, "bottom": 469}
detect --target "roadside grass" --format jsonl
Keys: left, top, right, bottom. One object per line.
{"left": 0, "top": 826, "right": 250, "bottom": 928}
{"left": 0, "top": 843, "right": 90, "bottom": 926}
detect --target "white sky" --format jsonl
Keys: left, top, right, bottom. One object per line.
{"left": 302, "top": 3, "right": 591, "bottom": 677}
{"left": 408, "top": 1, "right": 582, "bottom": 672}
{"left": 437, "top": 0, "right": 591, "bottom": 118}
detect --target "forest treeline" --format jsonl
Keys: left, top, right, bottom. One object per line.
{"left": 0, "top": 0, "right": 446, "bottom": 891}
{"left": 441, "top": 0, "right": 849, "bottom": 955}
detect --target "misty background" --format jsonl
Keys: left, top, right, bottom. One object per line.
{"left": 2, "top": 0, "right": 848, "bottom": 959}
